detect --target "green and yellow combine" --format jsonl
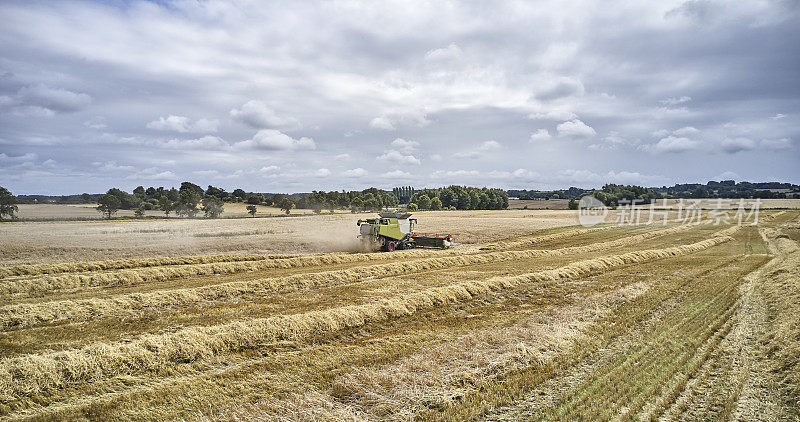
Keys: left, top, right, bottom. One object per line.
{"left": 357, "top": 211, "right": 453, "bottom": 252}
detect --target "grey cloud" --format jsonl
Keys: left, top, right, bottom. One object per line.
{"left": 230, "top": 101, "right": 299, "bottom": 130}
{"left": 720, "top": 137, "right": 757, "bottom": 153}
{"left": 0, "top": 0, "right": 797, "bottom": 193}
{"left": 533, "top": 77, "right": 585, "bottom": 102}
{"left": 14, "top": 84, "right": 91, "bottom": 113}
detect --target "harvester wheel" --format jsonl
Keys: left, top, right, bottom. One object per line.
{"left": 385, "top": 241, "right": 396, "bottom": 252}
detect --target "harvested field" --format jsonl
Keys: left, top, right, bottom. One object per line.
{"left": 0, "top": 209, "right": 798, "bottom": 421}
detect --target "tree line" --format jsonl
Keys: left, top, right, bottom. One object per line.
{"left": 6, "top": 182, "right": 508, "bottom": 220}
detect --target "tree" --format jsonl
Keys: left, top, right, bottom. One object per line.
{"left": 0, "top": 187, "right": 19, "bottom": 220}
{"left": 158, "top": 196, "right": 175, "bottom": 217}
{"left": 350, "top": 197, "right": 363, "bottom": 213}
{"left": 134, "top": 205, "right": 145, "bottom": 217}
{"left": 179, "top": 181, "right": 204, "bottom": 197}
{"left": 133, "top": 186, "right": 146, "bottom": 199}
{"left": 407, "top": 202, "right": 418, "bottom": 211}
{"left": 202, "top": 196, "right": 224, "bottom": 218}
{"left": 246, "top": 205, "right": 257, "bottom": 217}
{"left": 246, "top": 193, "right": 263, "bottom": 205}
{"left": 96, "top": 194, "right": 121, "bottom": 219}
{"left": 232, "top": 189, "right": 247, "bottom": 201}
{"left": 416, "top": 194, "right": 431, "bottom": 210}
{"left": 80, "top": 193, "right": 92, "bottom": 203}
{"left": 106, "top": 188, "right": 141, "bottom": 209}
{"left": 278, "top": 197, "right": 294, "bottom": 214}
{"left": 430, "top": 197, "right": 442, "bottom": 211}
{"left": 568, "top": 198, "right": 578, "bottom": 210}
{"left": 176, "top": 190, "right": 200, "bottom": 217}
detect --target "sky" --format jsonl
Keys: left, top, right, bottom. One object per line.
{"left": 0, "top": 0, "right": 798, "bottom": 195}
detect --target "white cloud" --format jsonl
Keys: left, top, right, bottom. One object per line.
{"left": 369, "top": 116, "right": 396, "bottom": 130}
{"left": 377, "top": 150, "right": 421, "bottom": 165}
{"left": 95, "top": 161, "right": 135, "bottom": 172}
{"left": 230, "top": 100, "right": 299, "bottom": 130}
{"left": 83, "top": 117, "right": 107, "bottom": 129}
{"left": 760, "top": 138, "right": 792, "bottom": 150}
{"left": 390, "top": 138, "right": 420, "bottom": 152}
{"left": 478, "top": 140, "right": 502, "bottom": 151}
{"left": 369, "top": 111, "right": 430, "bottom": 131}
{"left": 659, "top": 96, "right": 692, "bottom": 106}
{"left": 488, "top": 168, "right": 540, "bottom": 181}
{"left": 125, "top": 168, "right": 177, "bottom": 180}
{"left": 383, "top": 169, "right": 412, "bottom": 178}
{"left": 314, "top": 168, "right": 331, "bottom": 177}
{"left": 589, "top": 131, "right": 638, "bottom": 150}
{"left": 715, "top": 171, "right": 739, "bottom": 180}
{"left": 343, "top": 168, "right": 368, "bottom": 177}
{"left": 769, "top": 113, "right": 785, "bottom": 120}
{"left": 557, "top": 119, "right": 597, "bottom": 139}
{"left": 424, "top": 43, "right": 463, "bottom": 62}
{"left": 673, "top": 126, "right": 699, "bottom": 136}
{"left": 147, "top": 115, "right": 219, "bottom": 133}
{"left": 528, "top": 110, "right": 577, "bottom": 121}
{"left": 430, "top": 154, "right": 443, "bottom": 161}
{"left": 235, "top": 130, "right": 315, "bottom": 151}
{"left": 259, "top": 165, "right": 280, "bottom": 173}
{"left": 161, "top": 136, "right": 228, "bottom": 149}
{"left": 652, "top": 136, "right": 700, "bottom": 153}
{"left": 431, "top": 169, "right": 480, "bottom": 178}
{"left": 334, "top": 153, "right": 351, "bottom": 160}
{"left": 720, "top": 137, "right": 756, "bottom": 153}
{"left": 454, "top": 140, "right": 502, "bottom": 159}
{"left": 529, "top": 129, "right": 552, "bottom": 143}
{"left": 651, "top": 129, "right": 670, "bottom": 138}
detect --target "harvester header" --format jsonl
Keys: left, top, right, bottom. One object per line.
{"left": 357, "top": 212, "right": 453, "bottom": 252}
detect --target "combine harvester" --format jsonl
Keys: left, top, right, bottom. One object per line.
{"left": 357, "top": 211, "right": 453, "bottom": 252}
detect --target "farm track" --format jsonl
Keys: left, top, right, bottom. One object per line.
{"left": 0, "top": 224, "right": 695, "bottom": 329}
{"left": 1, "top": 212, "right": 796, "bottom": 421}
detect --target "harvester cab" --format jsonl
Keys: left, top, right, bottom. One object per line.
{"left": 356, "top": 211, "right": 453, "bottom": 252}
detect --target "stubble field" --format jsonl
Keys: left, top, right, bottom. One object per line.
{"left": 0, "top": 209, "right": 798, "bottom": 421}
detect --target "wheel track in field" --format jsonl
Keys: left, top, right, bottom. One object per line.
{"left": 0, "top": 224, "right": 697, "bottom": 329}
{"left": 656, "top": 225, "right": 796, "bottom": 421}
{"left": 0, "top": 231, "right": 735, "bottom": 405}
{"left": 482, "top": 255, "right": 743, "bottom": 421}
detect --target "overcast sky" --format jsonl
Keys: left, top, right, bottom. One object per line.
{"left": 1, "top": 0, "right": 798, "bottom": 195}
